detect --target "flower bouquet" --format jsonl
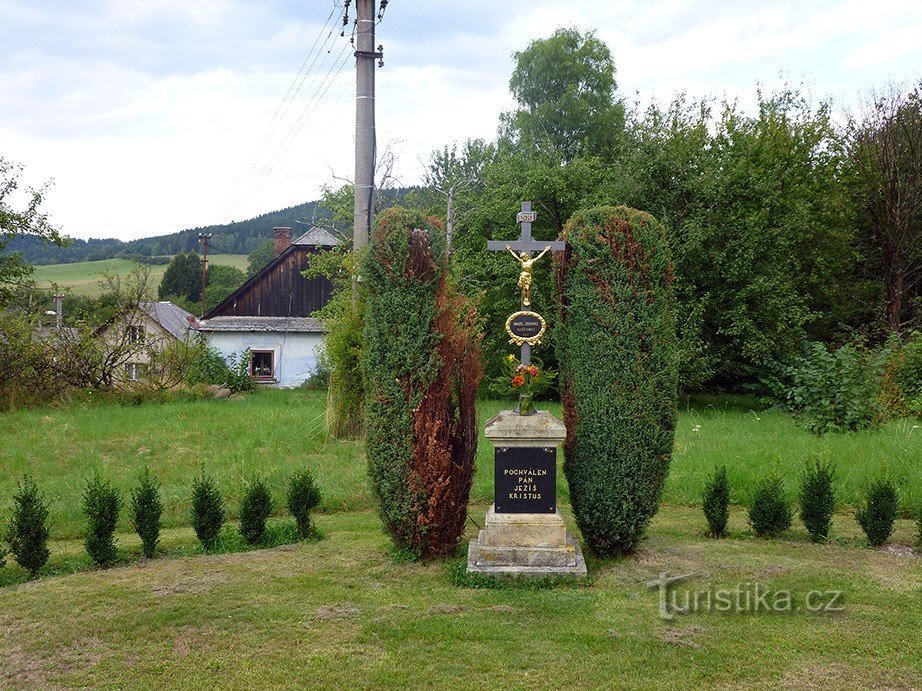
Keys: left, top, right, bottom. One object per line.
{"left": 490, "top": 354, "right": 556, "bottom": 416}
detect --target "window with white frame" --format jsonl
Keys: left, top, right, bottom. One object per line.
{"left": 125, "top": 362, "right": 148, "bottom": 381}
{"left": 127, "top": 325, "right": 145, "bottom": 344}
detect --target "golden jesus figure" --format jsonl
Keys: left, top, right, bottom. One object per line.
{"left": 505, "top": 244, "right": 551, "bottom": 307}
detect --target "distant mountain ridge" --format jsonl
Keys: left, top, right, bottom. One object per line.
{"left": 16, "top": 187, "right": 419, "bottom": 265}
{"left": 11, "top": 200, "right": 324, "bottom": 265}
{"left": 13, "top": 186, "right": 418, "bottom": 265}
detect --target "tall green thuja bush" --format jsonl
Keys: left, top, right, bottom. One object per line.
{"left": 557, "top": 205, "right": 678, "bottom": 556}
{"left": 363, "top": 208, "right": 482, "bottom": 559}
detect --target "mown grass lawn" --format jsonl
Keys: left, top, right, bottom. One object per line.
{"left": 31, "top": 255, "right": 248, "bottom": 296}
{"left": 0, "top": 391, "right": 920, "bottom": 688}
{"left": 0, "top": 507, "right": 919, "bottom": 689}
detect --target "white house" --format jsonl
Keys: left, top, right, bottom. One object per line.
{"left": 193, "top": 316, "right": 325, "bottom": 387}
{"left": 98, "top": 300, "right": 197, "bottom": 382}
{"left": 193, "top": 226, "right": 339, "bottom": 387}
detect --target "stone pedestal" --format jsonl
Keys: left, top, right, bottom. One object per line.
{"left": 466, "top": 410, "right": 587, "bottom": 579}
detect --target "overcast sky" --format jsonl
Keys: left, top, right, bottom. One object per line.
{"left": 2, "top": 0, "right": 920, "bottom": 242}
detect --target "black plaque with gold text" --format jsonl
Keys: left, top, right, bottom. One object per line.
{"left": 494, "top": 446, "right": 556, "bottom": 514}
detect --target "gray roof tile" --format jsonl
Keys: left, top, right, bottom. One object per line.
{"left": 292, "top": 227, "right": 342, "bottom": 247}
{"left": 193, "top": 316, "right": 325, "bottom": 333}
{"left": 139, "top": 301, "right": 197, "bottom": 339}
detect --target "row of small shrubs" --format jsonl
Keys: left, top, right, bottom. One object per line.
{"left": 2, "top": 469, "right": 322, "bottom": 579}
{"left": 703, "top": 460, "right": 917, "bottom": 547}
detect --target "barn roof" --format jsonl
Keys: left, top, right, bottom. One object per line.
{"left": 193, "top": 316, "right": 324, "bottom": 333}
{"left": 202, "top": 226, "right": 340, "bottom": 320}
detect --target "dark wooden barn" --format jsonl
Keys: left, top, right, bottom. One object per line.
{"left": 205, "top": 227, "right": 340, "bottom": 319}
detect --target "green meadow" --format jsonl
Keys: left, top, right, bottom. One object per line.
{"left": 1, "top": 390, "right": 918, "bottom": 539}
{"left": 31, "top": 255, "right": 248, "bottom": 296}
{"left": 0, "top": 391, "right": 919, "bottom": 688}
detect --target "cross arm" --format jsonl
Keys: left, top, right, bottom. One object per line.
{"left": 487, "top": 240, "right": 566, "bottom": 253}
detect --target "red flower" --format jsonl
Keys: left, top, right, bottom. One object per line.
{"left": 511, "top": 375, "right": 525, "bottom": 388}
{"left": 527, "top": 365, "right": 539, "bottom": 377}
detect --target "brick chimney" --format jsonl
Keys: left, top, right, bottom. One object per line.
{"left": 274, "top": 227, "right": 292, "bottom": 256}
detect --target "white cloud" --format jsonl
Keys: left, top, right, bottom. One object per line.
{"left": 2, "top": 0, "right": 921, "bottom": 241}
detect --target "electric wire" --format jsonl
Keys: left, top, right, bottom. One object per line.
{"left": 220, "top": 6, "right": 340, "bottom": 215}
{"left": 227, "top": 39, "right": 353, "bottom": 219}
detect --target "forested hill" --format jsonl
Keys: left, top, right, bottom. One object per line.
{"left": 11, "top": 200, "right": 325, "bottom": 264}
{"left": 18, "top": 186, "right": 418, "bottom": 264}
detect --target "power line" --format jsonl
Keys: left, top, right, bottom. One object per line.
{"left": 228, "top": 40, "right": 352, "bottom": 217}
{"left": 220, "top": 6, "right": 340, "bottom": 213}
{"left": 227, "top": 39, "right": 354, "bottom": 219}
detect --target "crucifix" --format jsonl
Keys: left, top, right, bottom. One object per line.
{"left": 487, "top": 201, "right": 565, "bottom": 366}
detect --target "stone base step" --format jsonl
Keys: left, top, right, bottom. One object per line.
{"left": 467, "top": 534, "right": 588, "bottom": 579}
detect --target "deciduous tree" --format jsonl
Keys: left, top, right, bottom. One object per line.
{"left": 204, "top": 264, "right": 246, "bottom": 314}
{"left": 0, "top": 157, "right": 64, "bottom": 305}
{"left": 246, "top": 240, "right": 275, "bottom": 277}
{"left": 503, "top": 28, "right": 624, "bottom": 162}
{"left": 850, "top": 83, "right": 922, "bottom": 333}
{"left": 157, "top": 252, "right": 201, "bottom": 302}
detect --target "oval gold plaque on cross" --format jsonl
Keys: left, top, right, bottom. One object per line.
{"left": 505, "top": 310, "right": 547, "bottom": 346}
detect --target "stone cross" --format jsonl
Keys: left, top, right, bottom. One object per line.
{"left": 487, "top": 201, "right": 565, "bottom": 365}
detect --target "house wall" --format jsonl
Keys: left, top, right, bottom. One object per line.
{"left": 99, "top": 313, "right": 176, "bottom": 383}
{"left": 203, "top": 331, "right": 325, "bottom": 388}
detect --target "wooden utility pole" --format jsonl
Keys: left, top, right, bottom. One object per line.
{"left": 353, "top": 0, "right": 381, "bottom": 251}
{"left": 199, "top": 232, "right": 211, "bottom": 317}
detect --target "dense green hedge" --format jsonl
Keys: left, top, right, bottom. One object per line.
{"left": 557, "top": 206, "right": 678, "bottom": 556}
{"left": 362, "top": 208, "right": 482, "bottom": 558}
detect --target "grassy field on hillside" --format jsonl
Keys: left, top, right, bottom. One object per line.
{"left": 0, "top": 390, "right": 919, "bottom": 540}
{"left": 0, "top": 506, "right": 918, "bottom": 689}
{"left": 32, "top": 255, "right": 248, "bottom": 296}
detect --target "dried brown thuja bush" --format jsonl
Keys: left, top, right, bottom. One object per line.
{"left": 363, "top": 208, "right": 482, "bottom": 559}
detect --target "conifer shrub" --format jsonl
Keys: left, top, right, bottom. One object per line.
{"left": 82, "top": 473, "right": 122, "bottom": 566}
{"left": 287, "top": 470, "right": 322, "bottom": 539}
{"left": 239, "top": 476, "right": 273, "bottom": 545}
{"left": 5, "top": 476, "right": 50, "bottom": 578}
{"left": 748, "top": 474, "right": 793, "bottom": 537}
{"left": 855, "top": 479, "right": 899, "bottom": 547}
{"left": 130, "top": 467, "right": 162, "bottom": 558}
{"left": 191, "top": 473, "right": 225, "bottom": 550}
{"left": 798, "top": 457, "right": 836, "bottom": 542}
{"left": 556, "top": 206, "right": 678, "bottom": 556}
{"left": 363, "top": 208, "right": 482, "bottom": 559}
{"left": 702, "top": 465, "right": 731, "bottom": 537}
